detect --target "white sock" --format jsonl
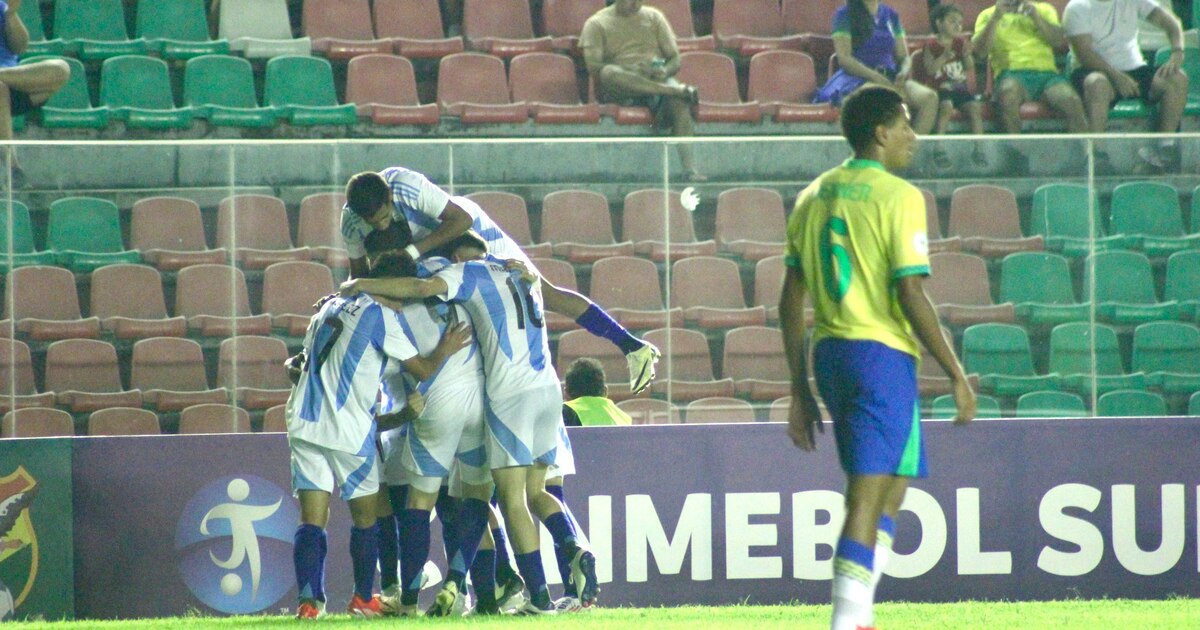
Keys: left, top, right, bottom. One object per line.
{"left": 865, "top": 532, "right": 894, "bottom": 627}
{"left": 831, "top": 572, "right": 873, "bottom": 630}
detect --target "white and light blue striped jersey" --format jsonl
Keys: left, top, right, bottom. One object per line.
{"left": 340, "top": 166, "right": 452, "bottom": 260}
{"left": 287, "top": 293, "right": 419, "bottom": 455}
{"left": 435, "top": 256, "right": 558, "bottom": 395}
{"left": 393, "top": 299, "right": 484, "bottom": 397}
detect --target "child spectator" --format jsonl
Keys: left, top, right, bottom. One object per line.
{"left": 921, "top": 3, "right": 987, "bottom": 169}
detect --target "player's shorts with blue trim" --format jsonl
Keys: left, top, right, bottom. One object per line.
{"left": 484, "top": 385, "right": 562, "bottom": 470}
{"left": 289, "top": 436, "right": 382, "bottom": 500}
{"left": 813, "top": 338, "right": 927, "bottom": 478}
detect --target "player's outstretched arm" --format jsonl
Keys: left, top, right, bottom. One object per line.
{"left": 779, "top": 267, "right": 822, "bottom": 450}
{"left": 895, "top": 275, "right": 977, "bottom": 425}
{"left": 400, "top": 322, "right": 472, "bottom": 382}
{"left": 409, "top": 200, "right": 475, "bottom": 259}
{"left": 340, "top": 276, "right": 447, "bottom": 300}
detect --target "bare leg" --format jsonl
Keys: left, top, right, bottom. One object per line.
{"left": 1043, "top": 82, "right": 1088, "bottom": 134}
{"left": 491, "top": 466, "right": 539, "bottom": 554}
{"left": 903, "top": 80, "right": 939, "bottom": 135}
{"left": 934, "top": 99, "right": 953, "bottom": 135}
{"left": 963, "top": 100, "right": 984, "bottom": 135}
{"left": 1081, "top": 72, "right": 1114, "bottom": 133}
{"left": 299, "top": 489, "right": 333, "bottom": 528}
{"left": 663, "top": 97, "right": 700, "bottom": 176}
{"left": 346, "top": 493, "right": 378, "bottom": 528}
{"left": 995, "top": 78, "right": 1026, "bottom": 134}
{"left": 1151, "top": 69, "right": 1188, "bottom": 133}
{"left": 598, "top": 65, "right": 691, "bottom": 99}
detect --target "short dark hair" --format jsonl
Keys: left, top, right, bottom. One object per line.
{"left": 445, "top": 230, "right": 488, "bottom": 255}
{"left": 369, "top": 251, "right": 418, "bottom": 279}
{"left": 840, "top": 85, "right": 906, "bottom": 155}
{"left": 930, "top": 3, "right": 962, "bottom": 29}
{"left": 345, "top": 171, "right": 390, "bottom": 219}
{"left": 363, "top": 222, "right": 412, "bottom": 256}
{"left": 564, "top": 358, "right": 607, "bottom": 398}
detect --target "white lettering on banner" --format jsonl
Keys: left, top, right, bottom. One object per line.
{"left": 1111, "top": 484, "right": 1185, "bottom": 576}
{"left": 1038, "top": 483, "right": 1104, "bottom": 576}
{"left": 725, "top": 493, "right": 782, "bottom": 580}
{"left": 626, "top": 493, "right": 713, "bottom": 582}
{"left": 887, "top": 488, "right": 947, "bottom": 578}
{"left": 956, "top": 488, "right": 1012, "bottom": 575}
{"left": 792, "top": 490, "right": 845, "bottom": 580}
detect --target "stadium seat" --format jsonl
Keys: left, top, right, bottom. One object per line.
{"left": 926, "top": 252, "right": 1016, "bottom": 326}
{"left": 1165, "top": 250, "right": 1200, "bottom": 321}
{"left": 1191, "top": 184, "right": 1200, "bottom": 233}
{"left": 345, "top": 54, "right": 440, "bottom": 126}
{"left": 888, "top": 0, "right": 933, "bottom": 35}
{"left": 217, "top": 336, "right": 293, "bottom": 409}
{"left": 644, "top": 327, "right": 735, "bottom": 401}
{"left": 723, "top": 326, "right": 789, "bottom": 400}
{"left": 261, "top": 261, "right": 336, "bottom": 336}
{"left": 1030, "top": 183, "right": 1129, "bottom": 257}
{"left": 1085, "top": 251, "right": 1178, "bottom": 325}
{"left": 1132, "top": 321, "right": 1200, "bottom": 395}
{"left": 622, "top": 189, "right": 718, "bottom": 261}
{"left": 919, "top": 326, "right": 980, "bottom": 397}
{"left": 781, "top": 0, "right": 842, "bottom": 35}
{"left": 179, "top": 403, "right": 252, "bottom": 434}
{"left": 218, "top": 0, "right": 312, "bottom": 58}
{"left": 753, "top": 255, "right": 795, "bottom": 323}
{"left": 263, "top": 404, "right": 288, "bottom": 432}
{"left": 302, "top": 0, "right": 391, "bottom": 60}
{"left": 616, "top": 397, "right": 680, "bottom": 425}
{"left": 373, "top": 0, "right": 464, "bottom": 59}
{"left": 16, "top": 0, "right": 65, "bottom": 57}
{"left": 711, "top": 0, "right": 806, "bottom": 56}
{"left": 541, "top": 190, "right": 635, "bottom": 263}
{"left": 1109, "top": 181, "right": 1200, "bottom": 257}
{"left": 88, "top": 407, "right": 161, "bottom": 436}
{"left": 98, "top": 55, "right": 195, "bottom": 129}
{"left": 90, "top": 264, "right": 187, "bottom": 339}
{"left": 948, "top": 184, "right": 1044, "bottom": 256}
{"left": 130, "top": 197, "right": 228, "bottom": 271}
{"left": 1190, "top": 390, "right": 1200, "bottom": 415}
{"left": 530, "top": 258, "right": 578, "bottom": 331}
{"left": 671, "top": 256, "right": 768, "bottom": 329}
{"left": 174, "top": 264, "right": 272, "bottom": 337}
{"left": 437, "top": 52, "right": 530, "bottom": 123}
{"left": 2, "top": 266, "right": 102, "bottom": 341}
{"left": 0, "top": 339, "right": 56, "bottom": 414}
{"left": 961, "top": 323, "right": 1058, "bottom": 397}
{"left": 217, "top": 194, "right": 312, "bottom": 269}
{"left": 1, "top": 408, "right": 75, "bottom": 438}
{"left": 714, "top": 188, "right": 787, "bottom": 261}
{"left": 768, "top": 395, "right": 834, "bottom": 423}
{"left": 47, "top": 197, "right": 142, "bottom": 272}
{"left": 183, "top": 55, "right": 281, "bottom": 128}
{"left": 541, "top": 0, "right": 605, "bottom": 52}
{"left": 746, "top": 50, "right": 837, "bottom": 123}
{"left": 464, "top": 192, "right": 551, "bottom": 257}
{"left": 44, "top": 339, "right": 143, "bottom": 413}
{"left": 462, "top": 0, "right": 553, "bottom": 57}
{"left": 35, "top": 57, "right": 110, "bottom": 129}
{"left": 555, "top": 329, "right": 636, "bottom": 399}
{"left": 509, "top": 52, "right": 601, "bottom": 124}
{"left": 297, "top": 192, "right": 351, "bottom": 268}
{"left": 137, "top": 0, "right": 230, "bottom": 59}
{"left": 1096, "top": 389, "right": 1168, "bottom": 417}
{"left": 644, "top": 0, "right": 716, "bottom": 52}
{"left": 1015, "top": 391, "right": 1088, "bottom": 418}
{"left": 684, "top": 397, "right": 756, "bottom": 424}
{"left": 1049, "top": 323, "right": 1146, "bottom": 396}
{"left": 54, "top": 0, "right": 148, "bottom": 60}
{"left": 263, "top": 56, "right": 358, "bottom": 125}
{"left": 131, "top": 337, "right": 229, "bottom": 412}
{"left": 676, "top": 51, "right": 763, "bottom": 123}
{"left": 0, "top": 201, "right": 55, "bottom": 271}
{"left": 589, "top": 256, "right": 683, "bottom": 330}
{"left": 930, "top": 394, "right": 1001, "bottom": 419}
{"left": 999, "top": 252, "right": 1090, "bottom": 326}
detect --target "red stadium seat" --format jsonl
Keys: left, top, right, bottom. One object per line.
{"left": 541, "top": 0, "right": 605, "bottom": 52}
{"left": 712, "top": 0, "right": 806, "bottom": 56}
{"left": 45, "top": 339, "right": 143, "bottom": 413}
{"left": 644, "top": 0, "right": 716, "bottom": 52}
{"left": 714, "top": 187, "right": 787, "bottom": 261}
{"left": 373, "top": 0, "right": 464, "bottom": 59}
{"left": 684, "top": 396, "right": 755, "bottom": 424}
{"left": 890, "top": 0, "right": 933, "bottom": 36}
{"left": 131, "top": 337, "right": 229, "bottom": 412}
{"left": 530, "top": 258, "right": 578, "bottom": 331}
{"left": 218, "top": 336, "right": 292, "bottom": 409}
{"left": 949, "top": 185, "right": 1044, "bottom": 257}
{"left": 462, "top": 0, "right": 553, "bottom": 57}
{"left": 217, "top": 194, "right": 312, "bottom": 270}
{"left": 464, "top": 191, "right": 551, "bottom": 257}
{"left": 437, "top": 52, "right": 530, "bottom": 123}
{"left": 723, "top": 326, "right": 790, "bottom": 400}
{"left": 746, "top": 50, "right": 838, "bottom": 122}
{"left": 2, "top": 407, "right": 75, "bottom": 438}
{"left": 589, "top": 256, "right": 682, "bottom": 331}
{"left": 921, "top": 187, "right": 963, "bottom": 253}
{"left": 263, "top": 404, "right": 287, "bottom": 432}
{"left": 90, "top": 264, "right": 187, "bottom": 339}
{"left": 753, "top": 255, "right": 786, "bottom": 323}
{"left": 345, "top": 54, "right": 440, "bottom": 126}
{"left": 261, "top": 261, "right": 335, "bottom": 336}
{"left": 174, "top": 264, "right": 272, "bottom": 337}
{"left": 297, "top": 192, "right": 350, "bottom": 269}
{"left": 88, "top": 407, "right": 161, "bottom": 436}
{"left": 622, "top": 189, "right": 718, "bottom": 261}
{"left": 0, "top": 338, "right": 56, "bottom": 414}
{"left": 926, "top": 253, "right": 1016, "bottom": 326}
{"left": 2, "top": 265, "right": 101, "bottom": 341}
{"left": 781, "top": 0, "right": 842, "bottom": 35}
{"left": 676, "top": 51, "right": 763, "bottom": 123}
{"left": 671, "top": 256, "right": 768, "bottom": 329}
{"left": 131, "top": 196, "right": 227, "bottom": 270}
{"left": 302, "top": 0, "right": 390, "bottom": 59}
{"left": 179, "top": 403, "right": 251, "bottom": 434}
{"left": 617, "top": 397, "right": 680, "bottom": 425}
{"left": 509, "top": 52, "right": 601, "bottom": 124}
{"left": 541, "top": 189, "right": 635, "bottom": 263}
{"left": 644, "top": 327, "right": 735, "bottom": 402}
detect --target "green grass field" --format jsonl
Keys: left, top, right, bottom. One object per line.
{"left": 9, "top": 599, "right": 1198, "bottom": 630}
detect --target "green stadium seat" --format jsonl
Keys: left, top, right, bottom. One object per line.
{"left": 33, "top": 57, "right": 110, "bottom": 129}
{"left": 961, "top": 323, "right": 1059, "bottom": 397}
{"left": 1165, "top": 251, "right": 1200, "bottom": 321}
{"left": 930, "top": 394, "right": 1001, "bottom": 419}
{"left": 184, "top": 55, "right": 281, "bottom": 128}
{"left": 263, "top": 56, "right": 357, "bottom": 125}
{"left": 1109, "top": 181, "right": 1200, "bottom": 257}
{"left": 1189, "top": 391, "right": 1200, "bottom": 415}
{"left": 0, "top": 201, "right": 56, "bottom": 271}
{"left": 1131, "top": 321, "right": 1200, "bottom": 395}
{"left": 137, "top": 0, "right": 231, "bottom": 60}
{"left": 1155, "top": 47, "right": 1200, "bottom": 115}
{"left": 1085, "top": 251, "right": 1178, "bottom": 325}
{"left": 47, "top": 197, "right": 142, "bottom": 272}
{"left": 999, "top": 252, "right": 1090, "bottom": 326}
{"left": 1096, "top": 389, "right": 1168, "bottom": 417}
{"left": 1049, "top": 323, "right": 1146, "bottom": 396}
{"left": 99, "top": 55, "right": 195, "bottom": 129}
{"left": 1030, "top": 183, "right": 1131, "bottom": 257}
{"left": 1191, "top": 184, "right": 1200, "bottom": 233}
{"left": 16, "top": 0, "right": 66, "bottom": 57}
{"left": 1015, "top": 391, "right": 1088, "bottom": 418}
{"left": 53, "top": 0, "right": 149, "bottom": 60}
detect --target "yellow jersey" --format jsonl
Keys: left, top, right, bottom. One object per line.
{"left": 974, "top": 3, "right": 1061, "bottom": 73}
{"left": 785, "top": 159, "right": 930, "bottom": 358}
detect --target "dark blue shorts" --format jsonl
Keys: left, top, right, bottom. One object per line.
{"left": 813, "top": 338, "right": 927, "bottom": 478}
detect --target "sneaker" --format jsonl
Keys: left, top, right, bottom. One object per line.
{"left": 970, "top": 149, "right": 988, "bottom": 169}
{"left": 496, "top": 572, "right": 527, "bottom": 613}
{"left": 516, "top": 599, "right": 557, "bottom": 615}
{"left": 568, "top": 546, "right": 600, "bottom": 608}
{"left": 625, "top": 341, "right": 661, "bottom": 394}
{"left": 474, "top": 601, "right": 507, "bottom": 616}
{"left": 553, "top": 596, "right": 583, "bottom": 613}
{"left": 295, "top": 599, "right": 325, "bottom": 620}
{"left": 931, "top": 148, "right": 952, "bottom": 170}
{"left": 346, "top": 593, "right": 383, "bottom": 618}
{"left": 378, "top": 584, "right": 401, "bottom": 616}
{"left": 428, "top": 581, "right": 468, "bottom": 617}
{"left": 1136, "top": 145, "right": 1177, "bottom": 173}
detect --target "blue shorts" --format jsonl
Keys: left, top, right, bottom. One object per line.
{"left": 813, "top": 338, "right": 927, "bottom": 478}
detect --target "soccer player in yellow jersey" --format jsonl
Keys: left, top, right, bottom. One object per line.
{"left": 780, "top": 85, "right": 976, "bottom": 630}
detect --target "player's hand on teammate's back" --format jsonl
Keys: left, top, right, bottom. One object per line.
{"left": 433, "top": 322, "right": 472, "bottom": 361}
{"left": 787, "top": 394, "right": 823, "bottom": 452}
{"left": 952, "top": 377, "right": 977, "bottom": 426}
{"left": 284, "top": 351, "right": 307, "bottom": 384}
{"left": 502, "top": 258, "right": 539, "bottom": 285}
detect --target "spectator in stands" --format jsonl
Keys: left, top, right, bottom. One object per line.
{"left": 561, "top": 358, "right": 632, "bottom": 427}
{"left": 579, "top": 0, "right": 706, "bottom": 182}
{"left": 813, "top": 0, "right": 939, "bottom": 137}
{"left": 921, "top": 3, "right": 988, "bottom": 169}
{"left": 1064, "top": 0, "right": 1188, "bottom": 172}
{"left": 0, "top": 0, "right": 68, "bottom": 187}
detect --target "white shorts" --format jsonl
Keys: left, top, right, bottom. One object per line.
{"left": 546, "top": 422, "right": 575, "bottom": 478}
{"left": 289, "top": 437, "right": 381, "bottom": 501}
{"left": 484, "top": 385, "right": 563, "bottom": 469}
{"left": 399, "top": 384, "right": 490, "bottom": 494}
{"left": 380, "top": 425, "right": 410, "bottom": 487}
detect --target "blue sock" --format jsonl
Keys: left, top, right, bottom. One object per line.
{"left": 436, "top": 488, "right": 461, "bottom": 568}
{"left": 387, "top": 484, "right": 409, "bottom": 515}
{"left": 470, "top": 548, "right": 497, "bottom": 607}
{"left": 377, "top": 516, "right": 399, "bottom": 591}
{"left": 447, "top": 498, "right": 490, "bottom": 590}
{"left": 515, "top": 550, "right": 550, "bottom": 609}
{"left": 294, "top": 524, "right": 326, "bottom": 603}
{"left": 397, "top": 508, "right": 431, "bottom": 605}
{"left": 575, "top": 304, "right": 642, "bottom": 354}
{"left": 349, "top": 524, "right": 379, "bottom": 600}
{"left": 544, "top": 485, "right": 578, "bottom": 597}
{"left": 492, "top": 525, "right": 517, "bottom": 582}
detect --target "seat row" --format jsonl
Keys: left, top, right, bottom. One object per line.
{"left": 927, "top": 388, "right": 1200, "bottom": 419}
{"left": 1, "top": 404, "right": 271, "bottom": 438}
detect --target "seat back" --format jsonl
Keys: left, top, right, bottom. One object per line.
{"left": 91, "top": 264, "right": 171, "bottom": 320}
{"left": 1096, "top": 390, "right": 1167, "bottom": 417}
{"left": 530, "top": 258, "right": 578, "bottom": 290}
{"left": 43, "top": 57, "right": 93, "bottom": 109}
{"left": 685, "top": 397, "right": 755, "bottom": 423}
{"left": 2, "top": 408, "right": 75, "bottom": 438}
{"left": 556, "top": 329, "right": 630, "bottom": 382}
{"left": 48, "top": 197, "right": 127, "bottom": 254}
{"left": 747, "top": 50, "right": 819, "bottom": 104}
{"left": 217, "top": 194, "right": 295, "bottom": 250}
{"left": 617, "top": 397, "right": 679, "bottom": 424}
{"left": 948, "top": 184, "right": 1024, "bottom": 239}
{"left": 55, "top": 0, "right": 130, "bottom": 42}
{"left": 219, "top": 0, "right": 295, "bottom": 41}
{"left": 438, "top": 52, "right": 513, "bottom": 107}
{"left": 644, "top": 0, "right": 698, "bottom": 37}
{"left": 464, "top": 192, "right": 535, "bottom": 245}
{"left": 45, "top": 339, "right": 124, "bottom": 393}
{"left": 622, "top": 189, "right": 700, "bottom": 244}
{"left": 303, "top": 0, "right": 377, "bottom": 40}
{"left": 890, "top": 0, "right": 932, "bottom": 35}
{"left": 184, "top": 54, "right": 262, "bottom": 109}
{"left": 373, "top": 0, "right": 447, "bottom": 40}
{"left": 542, "top": 0, "right": 605, "bottom": 37}
{"left": 1031, "top": 183, "right": 1103, "bottom": 239}
{"left": 89, "top": 407, "right": 161, "bottom": 435}
{"left": 1132, "top": 322, "right": 1200, "bottom": 374}
{"left": 510, "top": 52, "right": 583, "bottom": 105}
{"left": 463, "top": 0, "right": 537, "bottom": 41}
{"left": 263, "top": 404, "right": 288, "bottom": 432}
{"left": 644, "top": 327, "right": 715, "bottom": 380}
{"left": 927, "top": 252, "right": 995, "bottom": 307}
{"left": 4, "top": 266, "right": 83, "bottom": 321}
{"left": 723, "top": 326, "right": 787, "bottom": 381}
{"left": 218, "top": 336, "right": 292, "bottom": 390}
{"left": 1049, "top": 323, "right": 1125, "bottom": 376}
{"left": 179, "top": 403, "right": 251, "bottom": 434}
{"left": 999, "top": 252, "right": 1077, "bottom": 305}
{"left": 1110, "top": 181, "right": 1186, "bottom": 238}
{"left": 714, "top": 187, "right": 786, "bottom": 245}
{"left": 175, "top": 264, "right": 256, "bottom": 318}
{"left": 1085, "top": 251, "right": 1159, "bottom": 305}
{"left": 781, "top": 0, "right": 842, "bottom": 34}
{"left": 540, "top": 190, "right": 616, "bottom": 245}
{"left": 1164, "top": 250, "right": 1200, "bottom": 303}
{"left": 0, "top": 200, "right": 38, "bottom": 254}
{"left": 962, "top": 323, "right": 1038, "bottom": 377}
{"left": 930, "top": 393, "right": 1002, "bottom": 419}
{"left": 298, "top": 192, "right": 348, "bottom": 249}
{"left": 131, "top": 196, "right": 210, "bottom": 252}
{"left": 713, "top": 0, "right": 786, "bottom": 39}
{"left": 265, "top": 55, "right": 342, "bottom": 108}
{"left": 753, "top": 255, "right": 785, "bottom": 310}
{"left": 0, "top": 338, "right": 40, "bottom": 396}
{"left": 1015, "top": 391, "right": 1088, "bottom": 418}
{"left": 131, "top": 337, "right": 213, "bottom": 392}
{"left": 137, "top": 0, "right": 212, "bottom": 41}
{"left": 261, "top": 261, "right": 336, "bottom": 318}
{"left": 920, "top": 188, "right": 943, "bottom": 238}
{"left": 677, "top": 51, "right": 745, "bottom": 104}
{"left": 671, "top": 257, "right": 749, "bottom": 309}
{"left": 590, "top": 256, "right": 666, "bottom": 310}
{"left": 346, "top": 54, "right": 423, "bottom": 106}
{"left": 100, "top": 55, "right": 177, "bottom": 110}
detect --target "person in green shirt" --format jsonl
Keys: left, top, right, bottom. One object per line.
{"left": 562, "top": 358, "right": 633, "bottom": 427}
